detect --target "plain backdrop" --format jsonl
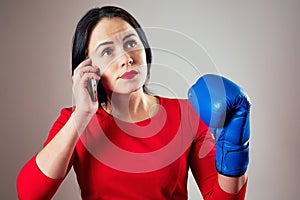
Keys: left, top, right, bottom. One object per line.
{"left": 1, "top": 0, "right": 299, "bottom": 199}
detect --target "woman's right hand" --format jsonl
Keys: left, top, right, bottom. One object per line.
{"left": 32, "top": 59, "right": 101, "bottom": 182}
{"left": 72, "top": 58, "right": 101, "bottom": 117}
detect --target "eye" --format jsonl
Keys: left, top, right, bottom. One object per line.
{"left": 101, "top": 48, "right": 113, "bottom": 56}
{"left": 125, "top": 40, "right": 138, "bottom": 49}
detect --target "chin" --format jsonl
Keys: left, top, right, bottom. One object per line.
{"left": 114, "top": 85, "right": 143, "bottom": 95}
{"left": 114, "top": 75, "right": 147, "bottom": 94}
{"left": 111, "top": 80, "right": 144, "bottom": 95}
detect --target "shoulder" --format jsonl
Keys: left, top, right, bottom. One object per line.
{"left": 50, "top": 106, "right": 75, "bottom": 133}
{"left": 159, "top": 95, "right": 208, "bottom": 124}
{"left": 157, "top": 96, "right": 192, "bottom": 114}
{"left": 158, "top": 96, "right": 189, "bottom": 107}
{"left": 157, "top": 96, "right": 209, "bottom": 141}
{"left": 157, "top": 96, "right": 197, "bottom": 124}
{"left": 59, "top": 107, "right": 74, "bottom": 118}
{"left": 43, "top": 106, "right": 74, "bottom": 147}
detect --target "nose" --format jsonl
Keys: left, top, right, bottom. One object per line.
{"left": 119, "top": 51, "right": 133, "bottom": 68}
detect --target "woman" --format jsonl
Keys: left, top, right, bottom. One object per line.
{"left": 17, "top": 6, "right": 248, "bottom": 199}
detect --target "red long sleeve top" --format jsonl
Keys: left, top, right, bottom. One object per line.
{"left": 17, "top": 96, "right": 247, "bottom": 199}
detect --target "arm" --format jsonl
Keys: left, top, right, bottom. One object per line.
{"left": 16, "top": 108, "right": 74, "bottom": 200}
{"left": 36, "top": 111, "right": 91, "bottom": 179}
{"left": 189, "top": 125, "right": 248, "bottom": 200}
{"left": 35, "top": 58, "right": 100, "bottom": 178}
{"left": 16, "top": 58, "right": 101, "bottom": 199}
{"left": 188, "top": 74, "right": 251, "bottom": 199}
{"left": 218, "top": 174, "right": 247, "bottom": 194}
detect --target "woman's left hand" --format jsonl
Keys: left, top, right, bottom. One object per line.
{"left": 188, "top": 74, "right": 251, "bottom": 177}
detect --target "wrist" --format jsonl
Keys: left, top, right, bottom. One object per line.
{"left": 218, "top": 173, "right": 248, "bottom": 194}
{"left": 215, "top": 139, "right": 249, "bottom": 177}
{"left": 71, "top": 109, "right": 95, "bottom": 135}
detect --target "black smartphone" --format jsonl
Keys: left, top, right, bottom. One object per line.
{"left": 85, "top": 56, "right": 98, "bottom": 101}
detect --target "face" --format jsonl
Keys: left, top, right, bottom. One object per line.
{"left": 87, "top": 17, "right": 147, "bottom": 95}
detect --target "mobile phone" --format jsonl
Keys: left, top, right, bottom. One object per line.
{"left": 86, "top": 56, "right": 98, "bottom": 101}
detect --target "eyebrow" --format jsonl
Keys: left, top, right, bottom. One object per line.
{"left": 123, "top": 33, "right": 136, "bottom": 41}
{"left": 95, "top": 41, "right": 113, "bottom": 52}
{"left": 95, "top": 33, "right": 137, "bottom": 52}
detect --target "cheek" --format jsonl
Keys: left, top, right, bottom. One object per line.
{"left": 139, "top": 65, "right": 148, "bottom": 83}
{"left": 132, "top": 49, "right": 147, "bottom": 65}
{"left": 100, "top": 71, "right": 116, "bottom": 89}
{"left": 92, "top": 58, "right": 113, "bottom": 76}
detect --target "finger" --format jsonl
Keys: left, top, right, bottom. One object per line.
{"left": 81, "top": 72, "right": 101, "bottom": 85}
{"left": 72, "top": 67, "right": 100, "bottom": 84}
{"left": 74, "top": 58, "right": 92, "bottom": 75}
{"left": 80, "top": 66, "right": 100, "bottom": 77}
{"left": 82, "top": 66, "right": 100, "bottom": 73}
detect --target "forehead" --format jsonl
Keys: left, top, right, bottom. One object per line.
{"left": 90, "top": 17, "right": 136, "bottom": 42}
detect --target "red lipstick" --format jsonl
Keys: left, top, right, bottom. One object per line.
{"left": 120, "top": 70, "right": 138, "bottom": 79}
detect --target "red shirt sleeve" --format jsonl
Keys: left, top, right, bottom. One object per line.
{"left": 187, "top": 102, "right": 248, "bottom": 199}
{"left": 16, "top": 107, "right": 74, "bottom": 200}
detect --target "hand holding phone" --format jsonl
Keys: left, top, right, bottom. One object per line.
{"left": 86, "top": 56, "right": 99, "bottom": 102}
{"left": 87, "top": 75, "right": 98, "bottom": 102}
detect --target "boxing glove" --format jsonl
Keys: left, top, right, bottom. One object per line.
{"left": 188, "top": 74, "right": 251, "bottom": 177}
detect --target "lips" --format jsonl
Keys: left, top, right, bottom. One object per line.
{"left": 120, "top": 70, "right": 138, "bottom": 79}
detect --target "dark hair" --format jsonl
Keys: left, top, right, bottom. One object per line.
{"left": 72, "top": 6, "right": 152, "bottom": 105}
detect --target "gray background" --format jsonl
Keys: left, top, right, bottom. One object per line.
{"left": 1, "top": 0, "right": 299, "bottom": 199}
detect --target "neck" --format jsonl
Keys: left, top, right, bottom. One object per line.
{"left": 103, "top": 88, "right": 159, "bottom": 122}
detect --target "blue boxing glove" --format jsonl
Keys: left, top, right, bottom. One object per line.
{"left": 188, "top": 74, "right": 251, "bottom": 177}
